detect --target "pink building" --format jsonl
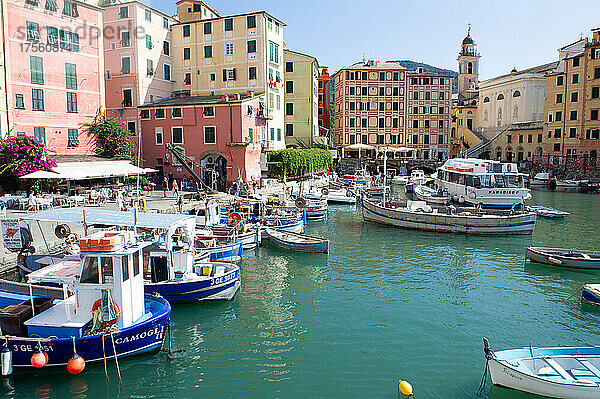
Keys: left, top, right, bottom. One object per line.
{"left": 1, "top": 0, "right": 105, "bottom": 154}
{"left": 102, "top": 1, "right": 176, "bottom": 139}
{"left": 139, "top": 92, "right": 265, "bottom": 191}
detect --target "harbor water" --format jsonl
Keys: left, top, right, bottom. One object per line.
{"left": 2, "top": 189, "right": 600, "bottom": 398}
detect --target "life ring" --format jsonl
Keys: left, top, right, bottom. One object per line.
{"left": 138, "top": 198, "right": 146, "bottom": 212}
{"left": 228, "top": 212, "right": 242, "bottom": 226}
{"left": 91, "top": 299, "right": 120, "bottom": 330}
{"left": 321, "top": 188, "right": 330, "bottom": 196}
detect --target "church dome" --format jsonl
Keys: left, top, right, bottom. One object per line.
{"left": 462, "top": 35, "right": 474, "bottom": 45}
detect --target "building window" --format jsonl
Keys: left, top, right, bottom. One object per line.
{"left": 538, "top": 134, "right": 542, "bottom": 143}
{"left": 184, "top": 73, "right": 191, "bottom": 85}
{"left": 173, "top": 127, "right": 184, "bottom": 144}
{"left": 555, "top": 111, "right": 562, "bottom": 122}
{"left": 122, "top": 89, "right": 132, "bottom": 107}
{"left": 163, "top": 17, "right": 169, "bottom": 29}
{"left": 349, "top": 135, "right": 355, "bottom": 144}
{"left": 47, "top": 26, "right": 58, "bottom": 45}
{"left": 248, "top": 127, "right": 253, "bottom": 143}
{"left": 572, "top": 73, "right": 579, "bottom": 84}
{"left": 26, "top": 21, "right": 40, "bottom": 42}
{"left": 592, "top": 87, "right": 600, "bottom": 99}
{"left": 146, "top": 59, "right": 153, "bottom": 76}
{"left": 277, "top": 128, "right": 281, "bottom": 141}
{"left": 554, "top": 128, "right": 561, "bottom": 138}
{"left": 32, "top": 88, "right": 44, "bottom": 110}
{"left": 203, "top": 106, "right": 214, "bottom": 117}
{"left": 570, "top": 128, "right": 577, "bottom": 138}
{"left": 594, "top": 67, "right": 600, "bottom": 79}
{"left": 67, "top": 129, "right": 79, "bottom": 147}
{"left": 225, "top": 43, "right": 233, "bottom": 55}
{"left": 247, "top": 15, "right": 256, "bottom": 29}
{"left": 15, "top": 94, "right": 25, "bottom": 109}
{"left": 120, "top": 31, "right": 130, "bottom": 47}
{"left": 483, "top": 97, "right": 490, "bottom": 103}
{"left": 121, "top": 57, "right": 131, "bottom": 74}
{"left": 163, "top": 64, "right": 171, "bottom": 81}
{"left": 66, "top": 92, "right": 77, "bottom": 112}
{"left": 592, "top": 110, "right": 599, "bottom": 120}
{"left": 556, "top": 93, "right": 563, "bottom": 103}
{"left": 155, "top": 109, "right": 165, "bottom": 119}
{"left": 286, "top": 123, "right": 293, "bottom": 136}
{"left": 203, "top": 22, "right": 211, "bottom": 35}
{"left": 59, "top": 30, "right": 79, "bottom": 51}
{"left": 362, "top": 87, "right": 367, "bottom": 96}
{"left": 269, "top": 41, "right": 279, "bottom": 63}
{"left": 392, "top": 102, "right": 399, "bottom": 111}
{"left": 570, "top": 110, "right": 577, "bottom": 121}
{"left": 554, "top": 143, "right": 560, "bottom": 152}
{"left": 379, "top": 72, "right": 385, "bottom": 81}
{"left": 571, "top": 92, "right": 578, "bottom": 102}
{"left": 285, "top": 103, "right": 293, "bottom": 115}
{"left": 393, "top": 72, "right": 399, "bottom": 81}
{"left": 393, "top": 118, "right": 398, "bottom": 128}
{"left": 118, "top": 6, "right": 128, "bottom": 18}
{"left": 285, "top": 62, "right": 293, "bottom": 72}
{"left": 247, "top": 40, "right": 256, "bottom": 53}
{"left": 34, "top": 127, "right": 45, "bottom": 143}
{"left": 349, "top": 118, "right": 355, "bottom": 128}
{"left": 155, "top": 127, "right": 163, "bottom": 145}
{"left": 203, "top": 45, "right": 212, "bottom": 58}
{"left": 378, "top": 118, "right": 384, "bottom": 128}
{"left": 30, "top": 56, "right": 44, "bottom": 84}
{"left": 412, "top": 120, "right": 418, "bottom": 128}
{"left": 286, "top": 81, "right": 293, "bottom": 93}
{"left": 557, "top": 75, "right": 564, "bottom": 85}
{"left": 201, "top": 126, "right": 215, "bottom": 144}
{"left": 183, "top": 25, "right": 190, "bottom": 37}
{"left": 224, "top": 18, "right": 233, "bottom": 31}
{"left": 573, "top": 57, "right": 580, "bottom": 67}
{"left": 379, "top": 102, "right": 384, "bottom": 111}
{"left": 528, "top": 134, "right": 533, "bottom": 143}
{"left": 172, "top": 108, "right": 182, "bottom": 118}
{"left": 140, "top": 109, "right": 150, "bottom": 119}
{"left": 145, "top": 34, "right": 152, "bottom": 49}
{"left": 223, "top": 68, "right": 236, "bottom": 81}
{"left": 210, "top": 73, "right": 215, "bottom": 81}
{"left": 65, "top": 62, "right": 76, "bottom": 89}
{"left": 144, "top": 9, "right": 151, "bottom": 21}
{"left": 249, "top": 66, "right": 257, "bottom": 80}
{"left": 184, "top": 47, "right": 191, "bottom": 60}
{"left": 267, "top": 18, "right": 272, "bottom": 31}
{"left": 424, "top": 120, "right": 430, "bottom": 129}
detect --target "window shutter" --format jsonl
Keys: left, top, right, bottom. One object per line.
{"left": 232, "top": 68, "right": 237, "bottom": 81}
{"left": 223, "top": 69, "right": 227, "bottom": 82}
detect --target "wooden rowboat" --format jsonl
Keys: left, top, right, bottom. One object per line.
{"left": 265, "top": 228, "right": 329, "bottom": 253}
{"left": 483, "top": 338, "right": 600, "bottom": 398}
{"left": 526, "top": 247, "right": 600, "bottom": 269}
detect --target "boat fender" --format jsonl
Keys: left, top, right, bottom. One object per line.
{"left": 1, "top": 344, "right": 12, "bottom": 376}
{"left": 469, "top": 192, "right": 476, "bottom": 199}
{"left": 31, "top": 342, "right": 48, "bottom": 368}
{"left": 67, "top": 337, "right": 85, "bottom": 374}
{"left": 548, "top": 256, "right": 563, "bottom": 265}
{"left": 458, "top": 196, "right": 465, "bottom": 204}
{"left": 398, "top": 380, "right": 413, "bottom": 396}
{"left": 452, "top": 195, "right": 459, "bottom": 202}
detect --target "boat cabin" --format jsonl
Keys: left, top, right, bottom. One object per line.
{"left": 24, "top": 232, "right": 148, "bottom": 338}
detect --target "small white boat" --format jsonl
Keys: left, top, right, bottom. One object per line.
{"left": 530, "top": 172, "right": 552, "bottom": 187}
{"left": 526, "top": 247, "right": 600, "bottom": 269}
{"left": 265, "top": 228, "right": 329, "bottom": 253}
{"left": 405, "top": 170, "right": 428, "bottom": 193}
{"left": 483, "top": 338, "right": 600, "bottom": 399}
{"left": 304, "top": 187, "right": 356, "bottom": 204}
{"left": 529, "top": 206, "right": 570, "bottom": 218}
{"left": 414, "top": 185, "right": 451, "bottom": 205}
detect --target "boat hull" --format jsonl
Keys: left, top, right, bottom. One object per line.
{"left": 362, "top": 199, "right": 535, "bottom": 235}
{"left": 3, "top": 294, "right": 170, "bottom": 369}
{"left": 144, "top": 266, "right": 240, "bottom": 303}
{"left": 526, "top": 247, "right": 600, "bottom": 269}
{"left": 266, "top": 231, "right": 329, "bottom": 254}
{"left": 202, "top": 242, "right": 243, "bottom": 262}
{"left": 582, "top": 285, "right": 600, "bottom": 306}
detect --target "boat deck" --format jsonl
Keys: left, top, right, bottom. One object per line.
{"left": 513, "top": 355, "right": 600, "bottom": 385}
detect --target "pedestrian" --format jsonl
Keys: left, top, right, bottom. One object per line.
{"left": 163, "top": 175, "right": 169, "bottom": 197}
{"left": 116, "top": 190, "right": 124, "bottom": 211}
{"left": 172, "top": 179, "right": 179, "bottom": 197}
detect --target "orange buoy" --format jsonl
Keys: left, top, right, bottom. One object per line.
{"left": 31, "top": 350, "right": 47, "bottom": 368}
{"left": 67, "top": 353, "right": 85, "bottom": 374}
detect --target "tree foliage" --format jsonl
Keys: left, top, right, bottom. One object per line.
{"left": 0, "top": 136, "right": 56, "bottom": 192}
{"left": 268, "top": 148, "right": 332, "bottom": 178}
{"left": 84, "top": 113, "right": 135, "bottom": 161}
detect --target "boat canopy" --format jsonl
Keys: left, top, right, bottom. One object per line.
{"left": 22, "top": 207, "right": 196, "bottom": 252}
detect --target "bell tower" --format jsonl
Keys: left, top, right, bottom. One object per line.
{"left": 457, "top": 24, "right": 480, "bottom": 95}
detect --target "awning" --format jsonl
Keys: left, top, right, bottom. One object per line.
{"left": 377, "top": 146, "right": 415, "bottom": 152}
{"left": 21, "top": 160, "right": 156, "bottom": 180}
{"left": 344, "top": 143, "right": 375, "bottom": 150}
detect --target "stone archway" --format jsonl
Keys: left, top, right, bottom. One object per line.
{"left": 200, "top": 152, "right": 228, "bottom": 192}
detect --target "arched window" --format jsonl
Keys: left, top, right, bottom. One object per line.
{"left": 483, "top": 97, "right": 490, "bottom": 103}
{"left": 467, "top": 62, "right": 473, "bottom": 74}
{"left": 513, "top": 90, "right": 521, "bottom": 97}
{"left": 497, "top": 94, "right": 505, "bottom": 100}
{"left": 451, "top": 127, "right": 456, "bottom": 138}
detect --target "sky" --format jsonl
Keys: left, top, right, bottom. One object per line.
{"left": 150, "top": 0, "right": 600, "bottom": 80}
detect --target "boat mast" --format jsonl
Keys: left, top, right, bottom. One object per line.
{"left": 382, "top": 148, "right": 387, "bottom": 205}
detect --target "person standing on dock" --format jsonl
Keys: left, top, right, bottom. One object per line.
{"left": 173, "top": 179, "right": 179, "bottom": 198}
{"left": 163, "top": 176, "right": 169, "bottom": 197}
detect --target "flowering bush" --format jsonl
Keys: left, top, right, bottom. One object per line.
{"left": 85, "top": 113, "right": 136, "bottom": 161}
{"left": 0, "top": 136, "right": 56, "bottom": 177}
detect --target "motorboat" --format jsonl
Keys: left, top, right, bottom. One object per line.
{"left": 362, "top": 198, "right": 536, "bottom": 235}
{"left": 529, "top": 206, "right": 570, "bottom": 218}
{"left": 265, "top": 228, "right": 329, "bottom": 253}
{"left": 435, "top": 158, "right": 531, "bottom": 208}
{"left": 483, "top": 338, "right": 600, "bottom": 398}
{"left": 405, "top": 170, "right": 427, "bottom": 193}
{"left": 530, "top": 172, "right": 552, "bottom": 187}
{"left": 414, "top": 185, "right": 451, "bottom": 205}
{"left": 526, "top": 247, "right": 600, "bottom": 269}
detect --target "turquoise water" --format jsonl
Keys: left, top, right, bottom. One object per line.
{"left": 2, "top": 189, "right": 600, "bottom": 398}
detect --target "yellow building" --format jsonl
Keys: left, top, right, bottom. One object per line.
{"left": 283, "top": 49, "right": 321, "bottom": 147}
{"left": 582, "top": 28, "right": 600, "bottom": 159}
{"left": 450, "top": 95, "right": 479, "bottom": 156}
{"left": 171, "top": 1, "right": 286, "bottom": 150}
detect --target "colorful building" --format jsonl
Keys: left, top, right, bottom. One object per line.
{"left": 283, "top": 49, "right": 320, "bottom": 147}
{"left": 1, "top": 0, "right": 105, "bottom": 154}
{"left": 170, "top": 2, "right": 286, "bottom": 151}
{"left": 581, "top": 28, "right": 600, "bottom": 158}
{"left": 139, "top": 91, "right": 265, "bottom": 190}
{"left": 318, "top": 66, "right": 331, "bottom": 143}
{"left": 101, "top": 1, "right": 177, "bottom": 141}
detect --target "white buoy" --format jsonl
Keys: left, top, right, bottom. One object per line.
{"left": 1, "top": 346, "right": 13, "bottom": 376}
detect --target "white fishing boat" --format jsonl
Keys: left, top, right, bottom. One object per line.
{"left": 265, "top": 228, "right": 329, "bottom": 253}
{"left": 304, "top": 187, "right": 356, "bottom": 204}
{"left": 436, "top": 158, "right": 531, "bottom": 209}
{"left": 483, "top": 338, "right": 600, "bottom": 399}
{"left": 529, "top": 206, "right": 570, "bottom": 218}
{"left": 414, "top": 185, "right": 451, "bottom": 205}
{"left": 405, "top": 170, "right": 427, "bottom": 193}
{"left": 526, "top": 247, "right": 600, "bottom": 269}
{"left": 362, "top": 198, "right": 536, "bottom": 234}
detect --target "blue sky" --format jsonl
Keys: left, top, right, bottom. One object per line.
{"left": 150, "top": 0, "right": 599, "bottom": 80}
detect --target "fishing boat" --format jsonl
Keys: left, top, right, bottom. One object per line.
{"left": 362, "top": 198, "right": 536, "bottom": 235}
{"left": 435, "top": 158, "right": 531, "bottom": 208}
{"left": 581, "top": 284, "right": 600, "bottom": 306}
{"left": 414, "top": 185, "right": 451, "bottom": 205}
{"left": 265, "top": 228, "right": 329, "bottom": 253}
{"left": 526, "top": 247, "right": 600, "bottom": 269}
{"left": 304, "top": 187, "right": 356, "bottom": 204}
{"left": 0, "top": 231, "right": 170, "bottom": 374}
{"left": 194, "top": 234, "right": 243, "bottom": 262}
{"left": 482, "top": 338, "right": 600, "bottom": 398}
{"left": 305, "top": 200, "right": 327, "bottom": 220}
{"left": 529, "top": 206, "right": 570, "bottom": 218}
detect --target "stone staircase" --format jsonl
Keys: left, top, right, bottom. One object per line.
{"left": 464, "top": 126, "right": 510, "bottom": 158}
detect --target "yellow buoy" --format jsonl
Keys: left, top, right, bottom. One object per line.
{"left": 398, "top": 380, "right": 413, "bottom": 396}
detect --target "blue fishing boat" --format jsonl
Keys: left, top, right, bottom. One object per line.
{"left": 265, "top": 228, "right": 329, "bottom": 253}
{"left": 195, "top": 237, "right": 243, "bottom": 262}
{"left": 482, "top": 338, "right": 600, "bottom": 398}
{"left": 0, "top": 233, "right": 170, "bottom": 374}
